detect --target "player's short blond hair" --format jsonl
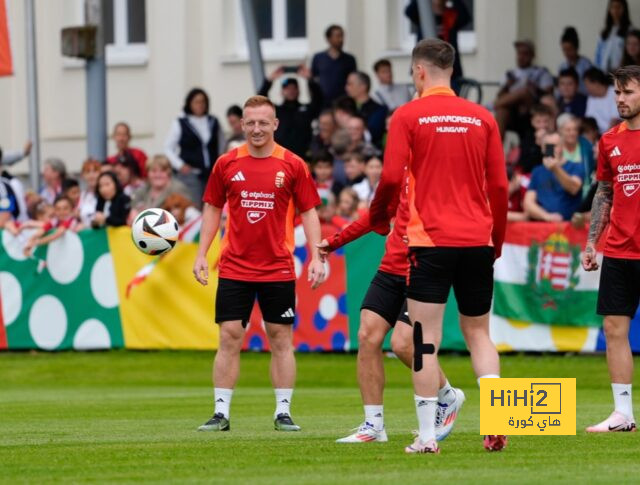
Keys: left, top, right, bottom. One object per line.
{"left": 243, "top": 95, "right": 276, "bottom": 111}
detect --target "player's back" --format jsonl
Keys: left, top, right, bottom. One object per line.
{"left": 390, "top": 88, "right": 505, "bottom": 247}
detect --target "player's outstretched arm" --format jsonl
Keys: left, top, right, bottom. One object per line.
{"left": 300, "top": 207, "right": 326, "bottom": 289}
{"left": 317, "top": 211, "right": 390, "bottom": 258}
{"left": 193, "top": 203, "right": 222, "bottom": 286}
{"left": 583, "top": 181, "right": 612, "bottom": 271}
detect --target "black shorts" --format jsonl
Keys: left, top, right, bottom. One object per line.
{"left": 361, "top": 270, "right": 411, "bottom": 326}
{"left": 597, "top": 256, "right": 640, "bottom": 318}
{"left": 407, "top": 246, "right": 494, "bottom": 317}
{"left": 215, "top": 278, "right": 296, "bottom": 325}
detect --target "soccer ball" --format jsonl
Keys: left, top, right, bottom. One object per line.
{"left": 131, "top": 208, "right": 179, "bottom": 255}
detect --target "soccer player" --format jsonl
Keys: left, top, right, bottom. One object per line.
{"left": 582, "top": 65, "right": 640, "bottom": 433}
{"left": 193, "top": 95, "right": 326, "bottom": 432}
{"left": 369, "top": 39, "right": 509, "bottom": 453}
{"left": 318, "top": 173, "right": 465, "bottom": 444}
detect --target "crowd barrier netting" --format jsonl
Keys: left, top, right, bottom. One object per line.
{"left": 1, "top": 223, "right": 638, "bottom": 352}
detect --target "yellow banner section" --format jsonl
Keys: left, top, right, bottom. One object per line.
{"left": 108, "top": 227, "right": 219, "bottom": 349}
{"left": 480, "top": 378, "right": 576, "bottom": 435}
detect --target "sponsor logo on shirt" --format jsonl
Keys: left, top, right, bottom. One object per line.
{"left": 623, "top": 183, "right": 640, "bottom": 197}
{"left": 610, "top": 146, "right": 622, "bottom": 157}
{"left": 241, "top": 200, "right": 274, "bottom": 209}
{"left": 275, "top": 171, "right": 285, "bottom": 188}
{"left": 617, "top": 163, "right": 640, "bottom": 173}
{"left": 240, "top": 190, "right": 276, "bottom": 209}
{"left": 247, "top": 211, "right": 266, "bottom": 224}
{"left": 231, "top": 171, "right": 246, "bottom": 182}
{"left": 616, "top": 164, "right": 640, "bottom": 196}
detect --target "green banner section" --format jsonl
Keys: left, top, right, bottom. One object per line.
{"left": 343, "top": 232, "right": 466, "bottom": 352}
{"left": 1, "top": 229, "right": 123, "bottom": 350}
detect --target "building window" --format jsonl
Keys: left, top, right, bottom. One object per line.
{"left": 236, "top": 0, "right": 308, "bottom": 60}
{"left": 103, "top": 0, "right": 148, "bottom": 65}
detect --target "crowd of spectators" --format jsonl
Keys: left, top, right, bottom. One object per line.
{"left": 0, "top": 0, "right": 636, "bottom": 252}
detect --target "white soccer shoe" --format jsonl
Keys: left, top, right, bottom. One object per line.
{"left": 405, "top": 437, "right": 440, "bottom": 454}
{"left": 336, "top": 422, "right": 388, "bottom": 443}
{"left": 586, "top": 411, "right": 637, "bottom": 433}
{"left": 435, "top": 388, "right": 466, "bottom": 441}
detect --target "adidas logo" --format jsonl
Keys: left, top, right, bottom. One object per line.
{"left": 280, "top": 399, "right": 290, "bottom": 403}
{"left": 374, "top": 413, "right": 382, "bottom": 417}
{"left": 620, "top": 391, "right": 630, "bottom": 396}
{"left": 216, "top": 398, "right": 225, "bottom": 402}
{"left": 281, "top": 308, "right": 295, "bottom": 318}
{"left": 610, "top": 146, "right": 622, "bottom": 157}
{"left": 231, "top": 171, "right": 246, "bottom": 182}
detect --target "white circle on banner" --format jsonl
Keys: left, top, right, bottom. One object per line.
{"left": 294, "top": 256, "right": 302, "bottom": 279}
{"left": 46, "top": 232, "right": 83, "bottom": 284}
{"left": 319, "top": 294, "right": 338, "bottom": 320}
{"left": 0, "top": 272, "right": 22, "bottom": 326}
{"left": 90, "top": 254, "right": 119, "bottom": 308}
{"left": 29, "top": 295, "right": 67, "bottom": 350}
{"left": 73, "top": 319, "right": 111, "bottom": 350}
{"left": 2, "top": 229, "right": 37, "bottom": 261}
{"left": 294, "top": 225, "right": 306, "bottom": 247}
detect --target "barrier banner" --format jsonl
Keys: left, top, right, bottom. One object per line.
{"left": 0, "top": 0, "right": 12, "bottom": 77}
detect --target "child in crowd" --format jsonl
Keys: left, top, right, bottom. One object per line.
{"left": 79, "top": 158, "right": 101, "bottom": 227}
{"left": 333, "top": 187, "right": 362, "bottom": 228}
{"left": 114, "top": 152, "right": 145, "bottom": 197}
{"left": 344, "top": 152, "right": 366, "bottom": 186}
{"left": 92, "top": 172, "right": 131, "bottom": 228}
{"left": 312, "top": 152, "right": 344, "bottom": 200}
{"left": 23, "top": 196, "right": 82, "bottom": 256}
{"left": 352, "top": 155, "right": 382, "bottom": 207}
{"left": 62, "top": 178, "right": 81, "bottom": 217}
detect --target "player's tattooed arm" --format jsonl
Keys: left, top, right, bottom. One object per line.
{"left": 587, "top": 181, "right": 613, "bottom": 245}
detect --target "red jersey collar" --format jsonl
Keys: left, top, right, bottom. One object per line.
{"left": 420, "top": 86, "right": 455, "bottom": 98}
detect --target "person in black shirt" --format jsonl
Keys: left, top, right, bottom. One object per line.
{"left": 311, "top": 25, "right": 357, "bottom": 107}
{"left": 345, "top": 71, "right": 388, "bottom": 147}
{"left": 557, "top": 68, "right": 587, "bottom": 117}
{"left": 258, "top": 65, "right": 323, "bottom": 157}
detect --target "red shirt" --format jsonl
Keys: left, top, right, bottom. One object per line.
{"left": 597, "top": 122, "right": 640, "bottom": 259}
{"left": 203, "top": 143, "right": 320, "bottom": 281}
{"left": 107, "top": 147, "right": 148, "bottom": 178}
{"left": 327, "top": 171, "right": 410, "bottom": 276}
{"left": 42, "top": 217, "right": 76, "bottom": 233}
{"left": 370, "top": 87, "right": 509, "bottom": 256}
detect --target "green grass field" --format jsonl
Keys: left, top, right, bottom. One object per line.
{"left": 1, "top": 351, "right": 639, "bottom": 484}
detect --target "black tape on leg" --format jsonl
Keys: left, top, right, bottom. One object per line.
{"left": 412, "top": 321, "right": 436, "bottom": 372}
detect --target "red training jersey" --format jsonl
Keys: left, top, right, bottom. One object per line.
{"left": 370, "top": 86, "right": 509, "bottom": 255}
{"left": 327, "top": 171, "right": 411, "bottom": 276}
{"left": 203, "top": 143, "right": 321, "bottom": 281}
{"left": 597, "top": 122, "right": 640, "bottom": 259}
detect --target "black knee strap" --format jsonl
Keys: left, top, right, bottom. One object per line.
{"left": 412, "top": 321, "right": 435, "bottom": 371}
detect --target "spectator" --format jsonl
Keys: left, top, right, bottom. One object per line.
{"left": 584, "top": 67, "right": 619, "bottom": 133}
{"left": 40, "top": 157, "right": 67, "bottom": 204}
{"left": 258, "top": 65, "right": 323, "bottom": 157}
{"left": 557, "top": 68, "right": 587, "bottom": 117}
{"left": 114, "top": 152, "right": 144, "bottom": 197}
{"left": 100, "top": 162, "right": 115, "bottom": 174}
{"left": 61, "top": 178, "right": 81, "bottom": 217}
{"left": 344, "top": 152, "right": 366, "bottom": 186}
{"left": 0, "top": 148, "right": 28, "bottom": 222}
{"left": 131, "top": 155, "right": 190, "bottom": 215}
{"left": 311, "top": 25, "right": 357, "bottom": 107}
{"left": 308, "top": 109, "right": 336, "bottom": 159}
{"left": 225, "top": 105, "right": 245, "bottom": 150}
{"left": 540, "top": 93, "right": 560, "bottom": 124}
{"left": 329, "top": 128, "right": 351, "bottom": 185}
{"left": 334, "top": 187, "right": 362, "bottom": 226}
{"left": 312, "top": 151, "right": 343, "bottom": 200}
{"left": 332, "top": 96, "right": 358, "bottom": 129}
{"left": 507, "top": 164, "right": 528, "bottom": 222}
{"left": 558, "top": 26, "right": 593, "bottom": 95}
{"left": 4, "top": 198, "right": 53, "bottom": 236}
{"left": 621, "top": 29, "right": 640, "bottom": 66}
{"left": 405, "top": 0, "right": 470, "bottom": 89}
{"left": 23, "top": 196, "right": 82, "bottom": 256}
{"left": 352, "top": 155, "right": 383, "bottom": 207}
{"left": 164, "top": 88, "right": 225, "bottom": 204}
{"left": 0, "top": 176, "right": 19, "bottom": 229}
{"left": 494, "top": 40, "right": 554, "bottom": 137}
{"left": 523, "top": 132, "right": 584, "bottom": 222}
{"left": 517, "top": 104, "right": 555, "bottom": 174}
{"left": 372, "top": 59, "right": 411, "bottom": 110}
{"left": 557, "top": 113, "right": 596, "bottom": 198}
{"left": 345, "top": 71, "right": 388, "bottom": 146}
{"left": 0, "top": 141, "right": 32, "bottom": 166}
{"left": 106, "top": 122, "right": 148, "bottom": 178}
{"left": 581, "top": 116, "right": 601, "bottom": 145}
{"left": 595, "top": 0, "right": 631, "bottom": 73}
{"left": 163, "top": 192, "right": 201, "bottom": 227}
{"left": 346, "top": 115, "right": 379, "bottom": 158}
{"left": 92, "top": 172, "right": 131, "bottom": 228}
{"left": 78, "top": 158, "right": 101, "bottom": 227}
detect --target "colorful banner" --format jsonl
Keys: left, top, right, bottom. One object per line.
{"left": 0, "top": 0, "right": 12, "bottom": 76}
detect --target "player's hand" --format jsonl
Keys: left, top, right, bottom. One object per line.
{"left": 316, "top": 239, "right": 331, "bottom": 258}
{"left": 308, "top": 258, "right": 326, "bottom": 289}
{"left": 193, "top": 255, "right": 209, "bottom": 285}
{"left": 24, "top": 140, "right": 33, "bottom": 156}
{"left": 582, "top": 243, "right": 599, "bottom": 271}
{"left": 269, "top": 66, "right": 285, "bottom": 81}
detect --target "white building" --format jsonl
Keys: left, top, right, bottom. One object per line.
{"left": 1, "top": 0, "right": 638, "bottom": 179}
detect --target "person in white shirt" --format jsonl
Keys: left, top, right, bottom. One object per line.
{"left": 372, "top": 59, "right": 412, "bottom": 111}
{"left": 584, "top": 67, "right": 620, "bottom": 133}
{"left": 595, "top": 0, "right": 631, "bottom": 73}
{"left": 0, "top": 141, "right": 32, "bottom": 166}
{"left": 352, "top": 155, "right": 383, "bottom": 208}
{"left": 164, "top": 88, "right": 226, "bottom": 205}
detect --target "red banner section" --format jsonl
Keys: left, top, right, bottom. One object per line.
{"left": 0, "top": 0, "right": 13, "bottom": 76}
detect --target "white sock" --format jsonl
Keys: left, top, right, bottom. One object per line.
{"left": 612, "top": 383, "right": 634, "bottom": 420}
{"left": 214, "top": 388, "right": 233, "bottom": 418}
{"left": 364, "top": 405, "right": 384, "bottom": 430}
{"left": 274, "top": 388, "right": 293, "bottom": 418}
{"left": 438, "top": 379, "right": 455, "bottom": 405}
{"left": 414, "top": 395, "right": 438, "bottom": 443}
{"left": 477, "top": 374, "right": 500, "bottom": 387}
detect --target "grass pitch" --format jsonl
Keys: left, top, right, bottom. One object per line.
{"left": 0, "top": 351, "right": 639, "bottom": 484}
